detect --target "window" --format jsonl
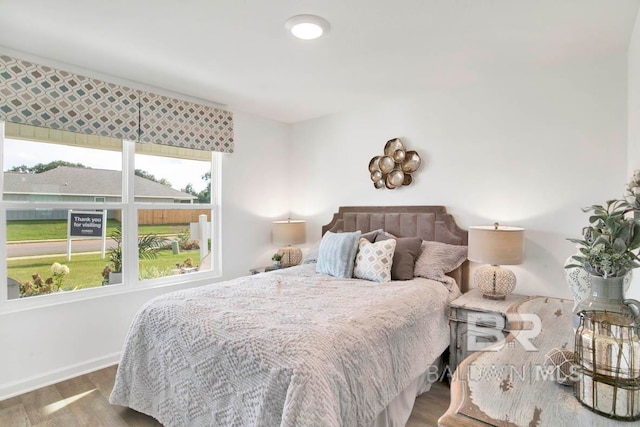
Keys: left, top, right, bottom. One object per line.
{"left": 1, "top": 122, "right": 220, "bottom": 305}
{"left": 134, "top": 142, "right": 215, "bottom": 281}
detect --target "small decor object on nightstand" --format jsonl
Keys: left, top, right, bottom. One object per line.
{"left": 271, "top": 253, "right": 283, "bottom": 268}
{"left": 468, "top": 222, "right": 525, "bottom": 300}
{"left": 544, "top": 348, "right": 577, "bottom": 386}
{"left": 368, "top": 137, "right": 421, "bottom": 189}
{"left": 272, "top": 218, "right": 306, "bottom": 267}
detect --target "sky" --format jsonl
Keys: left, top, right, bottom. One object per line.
{"left": 3, "top": 139, "right": 210, "bottom": 192}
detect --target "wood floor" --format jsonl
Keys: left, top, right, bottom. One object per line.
{"left": 0, "top": 365, "right": 450, "bottom": 426}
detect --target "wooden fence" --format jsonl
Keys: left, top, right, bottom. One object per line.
{"left": 114, "top": 209, "right": 211, "bottom": 225}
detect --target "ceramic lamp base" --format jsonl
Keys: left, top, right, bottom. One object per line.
{"left": 278, "top": 246, "right": 302, "bottom": 267}
{"left": 475, "top": 265, "right": 516, "bottom": 300}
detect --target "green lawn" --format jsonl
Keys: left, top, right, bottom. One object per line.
{"left": 8, "top": 249, "right": 202, "bottom": 293}
{"left": 7, "top": 219, "right": 188, "bottom": 241}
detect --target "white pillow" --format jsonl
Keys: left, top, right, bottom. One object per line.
{"left": 354, "top": 237, "right": 396, "bottom": 283}
{"left": 316, "top": 231, "right": 362, "bottom": 278}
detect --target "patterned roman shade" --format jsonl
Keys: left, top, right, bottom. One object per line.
{"left": 0, "top": 55, "right": 139, "bottom": 140}
{"left": 0, "top": 54, "right": 234, "bottom": 153}
{"left": 139, "top": 92, "right": 233, "bottom": 153}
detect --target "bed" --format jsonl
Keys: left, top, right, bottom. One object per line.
{"left": 109, "top": 205, "right": 469, "bottom": 426}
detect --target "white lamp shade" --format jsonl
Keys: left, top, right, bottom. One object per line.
{"left": 272, "top": 220, "right": 306, "bottom": 245}
{"left": 468, "top": 225, "right": 524, "bottom": 265}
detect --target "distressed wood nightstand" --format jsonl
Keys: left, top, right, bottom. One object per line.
{"left": 448, "top": 288, "right": 531, "bottom": 372}
{"left": 440, "top": 295, "right": 629, "bottom": 426}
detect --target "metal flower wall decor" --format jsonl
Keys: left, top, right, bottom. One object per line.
{"left": 368, "top": 138, "right": 421, "bottom": 189}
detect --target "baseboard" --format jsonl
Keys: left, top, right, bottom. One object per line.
{"left": 0, "top": 352, "right": 121, "bottom": 401}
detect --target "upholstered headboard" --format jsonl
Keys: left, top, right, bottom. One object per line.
{"left": 322, "top": 206, "right": 469, "bottom": 292}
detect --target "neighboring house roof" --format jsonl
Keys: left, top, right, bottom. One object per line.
{"left": 3, "top": 166, "right": 196, "bottom": 200}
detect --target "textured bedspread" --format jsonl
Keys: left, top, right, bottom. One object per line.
{"left": 109, "top": 264, "right": 453, "bottom": 426}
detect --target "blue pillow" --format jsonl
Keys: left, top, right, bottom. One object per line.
{"left": 316, "top": 231, "right": 362, "bottom": 278}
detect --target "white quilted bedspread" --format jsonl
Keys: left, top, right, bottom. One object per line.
{"left": 109, "top": 264, "right": 453, "bottom": 427}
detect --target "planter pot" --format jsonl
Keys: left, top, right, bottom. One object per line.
{"left": 571, "top": 275, "right": 638, "bottom": 330}
{"left": 574, "top": 276, "right": 639, "bottom": 320}
{"left": 108, "top": 272, "right": 122, "bottom": 285}
{"left": 564, "top": 252, "right": 633, "bottom": 312}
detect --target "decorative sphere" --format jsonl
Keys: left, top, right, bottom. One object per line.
{"left": 402, "top": 174, "right": 412, "bottom": 186}
{"left": 385, "top": 175, "right": 397, "bottom": 189}
{"left": 384, "top": 138, "right": 405, "bottom": 156}
{"left": 387, "top": 169, "right": 404, "bottom": 187}
{"left": 544, "top": 348, "right": 577, "bottom": 385}
{"left": 401, "top": 151, "right": 421, "bottom": 173}
{"left": 393, "top": 149, "right": 405, "bottom": 163}
{"left": 379, "top": 156, "right": 395, "bottom": 173}
{"left": 373, "top": 179, "right": 385, "bottom": 189}
{"left": 368, "top": 156, "right": 381, "bottom": 173}
{"left": 370, "top": 170, "right": 382, "bottom": 182}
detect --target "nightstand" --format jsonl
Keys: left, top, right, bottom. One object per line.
{"left": 448, "top": 288, "right": 531, "bottom": 372}
{"left": 439, "top": 295, "right": 626, "bottom": 426}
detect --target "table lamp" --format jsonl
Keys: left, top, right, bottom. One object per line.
{"left": 272, "top": 219, "right": 306, "bottom": 267}
{"left": 468, "top": 223, "right": 525, "bottom": 300}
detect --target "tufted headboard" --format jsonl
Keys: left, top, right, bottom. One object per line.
{"left": 321, "top": 206, "right": 469, "bottom": 292}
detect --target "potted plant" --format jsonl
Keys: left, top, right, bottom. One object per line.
{"left": 272, "top": 253, "right": 283, "bottom": 268}
{"left": 566, "top": 171, "right": 640, "bottom": 324}
{"left": 106, "top": 226, "right": 166, "bottom": 284}
{"left": 567, "top": 172, "right": 640, "bottom": 419}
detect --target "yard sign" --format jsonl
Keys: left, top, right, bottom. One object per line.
{"left": 67, "top": 210, "right": 107, "bottom": 260}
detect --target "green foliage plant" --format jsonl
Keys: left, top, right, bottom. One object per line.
{"left": 567, "top": 171, "right": 640, "bottom": 278}
{"left": 107, "top": 227, "right": 167, "bottom": 273}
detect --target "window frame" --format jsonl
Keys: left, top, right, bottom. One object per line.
{"left": 0, "top": 123, "right": 222, "bottom": 313}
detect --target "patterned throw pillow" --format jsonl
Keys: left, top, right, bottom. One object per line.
{"left": 354, "top": 238, "right": 397, "bottom": 283}
{"left": 414, "top": 241, "right": 467, "bottom": 285}
{"left": 316, "top": 231, "right": 362, "bottom": 278}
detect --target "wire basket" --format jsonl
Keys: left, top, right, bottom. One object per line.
{"left": 574, "top": 310, "right": 640, "bottom": 420}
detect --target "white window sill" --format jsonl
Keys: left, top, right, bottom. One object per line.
{"left": 0, "top": 269, "right": 222, "bottom": 315}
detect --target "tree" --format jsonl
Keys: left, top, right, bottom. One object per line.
{"left": 181, "top": 172, "right": 211, "bottom": 204}
{"left": 198, "top": 171, "right": 211, "bottom": 204}
{"left": 134, "top": 169, "right": 172, "bottom": 188}
{"left": 181, "top": 183, "right": 198, "bottom": 197}
{"left": 158, "top": 178, "right": 172, "bottom": 187}
{"left": 8, "top": 164, "right": 29, "bottom": 173}
{"left": 9, "top": 161, "right": 87, "bottom": 173}
{"left": 134, "top": 169, "right": 156, "bottom": 181}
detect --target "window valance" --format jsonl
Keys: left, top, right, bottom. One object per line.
{"left": 0, "top": 55, "right": 234, "bottom": 153}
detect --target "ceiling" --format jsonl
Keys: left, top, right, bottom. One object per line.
{"left": 0, "top": 0, "right": 638, "bottom": 124}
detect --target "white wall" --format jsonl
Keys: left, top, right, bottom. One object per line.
{"left": 631, "top": 11, "right": 640, "bottom": 175}
{"left": 291, "top": 56, "right": 630, "bottom": 300}
{"left": 0, "top": 111, "right": 290, "bottom": 400}
{"left": 628, "top": 10, "right": 640, "bottom": 301}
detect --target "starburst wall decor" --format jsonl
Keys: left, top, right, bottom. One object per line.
{"left": 368, "top": 138, "right": 421, "bottom": 189}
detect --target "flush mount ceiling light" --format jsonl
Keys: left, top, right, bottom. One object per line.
{"left": 285, "top": 14, "right": 330, "bottom": 40}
